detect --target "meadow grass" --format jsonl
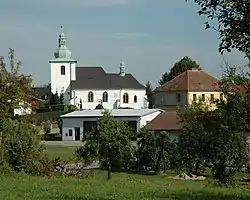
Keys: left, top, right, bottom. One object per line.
{"left": 43, "top": 145, "right": 78, "bottom": 162}
{"left": 24, "top": 145, "right": 250, "bottom": 199}
{"left": 1, "top": 170, "right": 250, "bottom": 200}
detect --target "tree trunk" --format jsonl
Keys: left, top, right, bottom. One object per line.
{"left": 107, "top": 164, "right": 111, "bottom": 180}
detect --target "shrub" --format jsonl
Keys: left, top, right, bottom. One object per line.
{"left": 0, "top": 119, "right": 44, "bottom": 173}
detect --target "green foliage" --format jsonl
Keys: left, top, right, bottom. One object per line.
{"left": 137, "top": 128, "right": 172, "bottom": 174}
{"left": 177, "top": 92, "right": 250, "bottom": 185}
{"left": 220, "top": 61, "right": 249, "bottom": 86}
{"left": 186, "top": 0, "right": 250, "bottom": 55}
{"left": 43, "top": 120, "right": 51, "bottom": 134}
{"left": 0, "top": 119, "right": 44, "bottom": 173}
{"left": 177, "top": 100, "right": 210, "bottom": 175}
{"left": 159, "top": 56, "right": 201, "bottom": 85}
{"left": 0, "top": 49, "right": 34, "bottom": 122}
{"left": 145, "top": 81, "right": 155, "bottom": 108}
{"left": 76, "top": 110, "right": 135, "bottom": 179}
{"left": 2, "top": 172, "right": 250, "bottom": 199}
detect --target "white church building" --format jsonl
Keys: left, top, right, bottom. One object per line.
{"left": 49, "top": 27, "right": 148, "bottom": 110}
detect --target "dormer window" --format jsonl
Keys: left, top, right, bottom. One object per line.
{"left": 61, "top": 65, "right": 65, "bottom": 75}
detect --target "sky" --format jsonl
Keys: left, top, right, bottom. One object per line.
{"left": 0, "top": 0, "right": 248, "bottom": 87}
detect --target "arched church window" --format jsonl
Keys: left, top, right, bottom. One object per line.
{"left": 61, "top": 65, "right": 65, "bottom": 75}
{"left": 88, "top": 91, "right": 94, "bottom": 102}
{"left": 123, "top": 93, "right": 129, "bottom": 103}
{"left": 134, "top": 95, "right": 137, "bottom": 103}
{"left": 102, "top": 92, "right": 108, "bottom": 102}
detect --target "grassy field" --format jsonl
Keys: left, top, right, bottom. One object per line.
{"left": 43, "top": 145, "right": 78, "bottom": 162}
{"left": 1, "top": 145, "right": 250, "bottom": 199}
{"left": 1, "top": 171, "right": 250, "bottom": 200}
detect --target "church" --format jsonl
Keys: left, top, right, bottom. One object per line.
{"left": 49, "top": 27, "right": 148, "bottom": 110}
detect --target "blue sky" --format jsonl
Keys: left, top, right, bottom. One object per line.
{"left": 0, "top": 0, "right": 248, "bottom": 87}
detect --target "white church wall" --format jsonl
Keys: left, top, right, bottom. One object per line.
{"left": 72, "top": 89, "right": 147, "bottom": 110}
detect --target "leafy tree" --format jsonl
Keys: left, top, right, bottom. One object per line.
{"left": 155, "top": 131, "right": 172, "bottom": 173}
{"left": 48, "top": 92, "right": 61, "bottom": 111}
{"left": 1, "top": 118, "right": 44, "bottom": 173}
{"left": 59, "top": 93, "right": 64, "bottom": 105}
{"left": 137, "top": 128, "right": 172, "bottom": 174}
{"left": 220, "top": 61, "right": 249, "bottom": 86}
{"left": 76, "top": 110, "right": 134, "bottom": 179}
{"left": 0, "top": 49, "right": 34, "bottom": 122}
{"left": 177, "top": 100, "right": 211, "bottom": 175}
{"left": 137, "top": 128, "right": 157, "bottom": 171}
{"left": 159, "top": 56, "right": 201, "bottom": 85}
{"left": 178, "top": 90, "right": 250, "bottom": 184}
{"left": 43, "top": 120, "right": 52, "bottom": 134}
{"left": 186, "top": 0, "right": 250, "bottom": 55}
{"left": 145, "top": 81, "right": 155, "bottom": 108}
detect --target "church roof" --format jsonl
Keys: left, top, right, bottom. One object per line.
{"left": 71, "top": 67, "right": 146, "bottom": 90}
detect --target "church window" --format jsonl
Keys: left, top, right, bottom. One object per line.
{"left": 61, "top": 65, "right": 65, "bottom": 75}
{"left": 123, "top": 93, "right": 129, "bottom": 103}
{"left": 134, "top": 95, "right": 137, "bottom": 103}
{"left": 102, "top": 91, "right": 108, "bottom": 102}
{"left": 88, "top": 91, "right": 94, "bottom": 102}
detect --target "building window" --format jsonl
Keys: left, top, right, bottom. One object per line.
{"left": 65, "top": 132, "right": 68, "bottom": 136}
{"left": 102, "top": 92, "right": 108, "bottom": 102}
{"left": 202, "top": 94, "right": 205, "bottom": 101}
{"left": 176, "top": 93, "right": 181, "bottom": 102}
{"left": 193, "top": 94, "right": 197, "bottom": 101}
{"left": 220, "top": 93, "right": 223, "bottom": 101}
{"left": 210, "top": 94, "right": 214, "bottom": 101}
{"left": 88, "top": 91, "right": 94, "bottom": 102}
{"left": 69, "top": 129, "right": 72, "bottom": 136}
{"left": 123, "top": 93, "right": 129, "bottom": 103}
{"left": 61, "top": 65, "right": 65, "bottom": 75}
{"left": 134, "top": 95, "right": 137, "bottom": 103}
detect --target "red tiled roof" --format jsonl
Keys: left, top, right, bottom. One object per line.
{"left": 155, "top": 69, "right": 220, "bottom": 92}
{"left": 146, "top": 111, "right": 181, "bottom": 131}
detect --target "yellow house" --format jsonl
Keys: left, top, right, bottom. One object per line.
{"left": 154, "top": 68, "right": 223, "bottom": 111}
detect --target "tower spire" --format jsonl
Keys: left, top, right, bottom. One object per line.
{"left": 58, "top": 25, "right": 66, "bottom": 48}
{"left": 54, "top": 26, "right": 72, "bottom": 59}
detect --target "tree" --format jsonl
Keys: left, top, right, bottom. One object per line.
{"left": 1, "top": 118, "right": 44, "bottom": 173}
{"left": 155, "top": 131, "right": 172, "bottom": 173}
{"left": 186, "top": 0, "right": 250, "bottom": 55}
{"left": 59, "top": 93, "right": 64, "bottom": 105}
{"left": 178, "top": 90, "right": 250, "bottom": 184}
{"left": 137, "top": 128, "right": 172, "bottom": 174}
{"left": 159, "top": 56, "right": 201, "bottom": 85}
{"left": 0, "top": 49, "right": 34, "bottom": 124}
{"left": 145, "top": 81, "right": 154, "bottom": 108}
{"left": 220, "top": 61, "right": 249, "bottom": 86}
{"left": 137, "top": 128, "right": 157, "bottom": 171}
{"left": 76, "top": 110, "right": 134, "bottom": 179}
{"left": 48, "top": 92, "right": 61, "bottom": 111}
{"left": 177, "top": 100, "right": 211, "bottom": 175}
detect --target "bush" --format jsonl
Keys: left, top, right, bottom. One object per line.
{"left": 0, "top": 119, "right": 44, "bottom": 173}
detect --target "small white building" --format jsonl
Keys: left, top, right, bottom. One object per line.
{"left": 49, "top": 26, "right": 148, "bottom": 110}
{"left": 60, "top": 109, "right": 163, "bottom": 141}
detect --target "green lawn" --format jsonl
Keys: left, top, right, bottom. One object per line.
{"left": 32, "top": 145, "right": 250, "bottom": 199}
{"left": 43, "top": 145, "right": 78, "bottom": 162}
{"left": 1, "top": 171, "right": 250, "bottom": 200}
